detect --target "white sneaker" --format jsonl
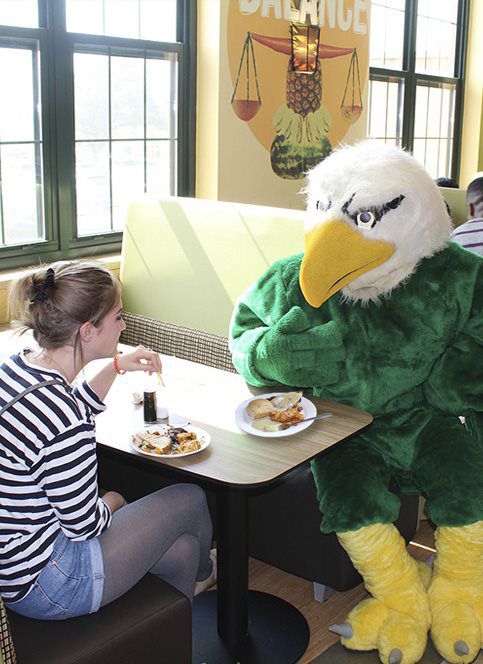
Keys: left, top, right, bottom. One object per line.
{"left": 194, "top": 548, "right": 217, "bottom": 596}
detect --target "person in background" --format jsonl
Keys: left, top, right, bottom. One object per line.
{"left": 435, "top": 176, "right": 459, "bottom": 188}
{"left": 451, "top": 176, "right": 483, "bottom": 256}
{"left": 0, "top": 259, "right": 215, "bottom": 621}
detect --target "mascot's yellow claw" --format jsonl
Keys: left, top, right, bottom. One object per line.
{"left": 388, "top": 647, "right": 403, "bottom": 664}
{"left": 453, "top": 641, "right": 469, "bottom": 656}
{"left": 329, "top": 622, "right": 353, "bottom": 639}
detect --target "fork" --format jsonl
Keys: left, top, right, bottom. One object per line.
{"left": 303, "top": 412, "right": 333, "bottom": 423}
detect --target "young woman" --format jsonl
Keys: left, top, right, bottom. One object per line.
{"left": 0, "top": 259, "right": 215, "bottom": 620}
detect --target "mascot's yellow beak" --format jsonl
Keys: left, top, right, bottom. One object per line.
{"left": 300, "top": 220, "right": 395, "bottom": 308}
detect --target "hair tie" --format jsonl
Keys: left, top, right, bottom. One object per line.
{"left": 31, "top": 268, "right": 56, "bottom": 305}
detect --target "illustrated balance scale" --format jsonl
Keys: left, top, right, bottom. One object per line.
{"left": 231, "top": 30, "right": 363, "bottom": 125}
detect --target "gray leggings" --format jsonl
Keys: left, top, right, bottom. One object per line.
{"left": 98, "top": 483, "right": 213, "bottom": 604}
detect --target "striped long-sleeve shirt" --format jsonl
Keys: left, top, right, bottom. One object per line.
{"left": 452, "top": 218, "right": 483, "bottom": 256}
{"left": 0, "top": 351, "right": 112, "bottom": 601}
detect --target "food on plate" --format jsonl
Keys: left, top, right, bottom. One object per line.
{"left": 252, "top": 417, "right": 283, "bottom": 432}
{"left": 269, "top": 405, "right": 304, "bottom": 426}
{"left": 270, "top": 391, "right": 303, "bottom": 410}
{"left": 246, "top": 398, "right": 274, "bottom": 420}
{"left": 175, "top": 430, "right": 201, "bottom": 454}
{"left": 245, "top": 393, "right": 306, "bottom": 431}
{"left": 132, "top": 429, "right": 172, "bottom": 454}
{"left": 132, "top": 426, "right": 202, "bottom": 455}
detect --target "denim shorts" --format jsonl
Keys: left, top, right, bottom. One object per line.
{"left": 5, "top": 531, "right": 104, "bottom": 620}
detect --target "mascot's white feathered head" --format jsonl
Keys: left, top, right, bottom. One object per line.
{"left": 300, "top": 140, "right": 453, "bottom": 306}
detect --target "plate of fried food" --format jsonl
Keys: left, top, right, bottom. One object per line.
{"left": 235, "top": 391, "right": 317, "bottom": 437}
{"left": 130, "top": 425, "right": 210, "bottom": 458}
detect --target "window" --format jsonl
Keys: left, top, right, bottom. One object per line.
{"left": 367, "top": 0, "right": 469, "bottom": 180}
{"left": 0, "top": 0, "right": 195, "bottom": 269}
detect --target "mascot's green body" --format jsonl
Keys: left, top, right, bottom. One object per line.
{"left": 229, "top": 142, "right": 482, "bottom": 664}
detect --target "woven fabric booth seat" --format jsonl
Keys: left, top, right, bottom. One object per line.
{"left": 121, "top": 312, "right": 235, "bottom": 373}
{"left": 0, "top": 598, "right": 16, "bottom": 663}
{"left": 5, "top": 574, "right": 191, "bottom": 664}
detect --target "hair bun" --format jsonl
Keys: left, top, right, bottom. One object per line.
{"left": 31, "top": 267, "right": 56, "bottom": 305}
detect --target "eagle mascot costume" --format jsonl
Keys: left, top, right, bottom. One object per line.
{"left": 229, "top": 141, "right": 482, "bottom": 664}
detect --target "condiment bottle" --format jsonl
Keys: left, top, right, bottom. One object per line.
{"left": 143, "top": 374, "right": 158, "bottom": 423}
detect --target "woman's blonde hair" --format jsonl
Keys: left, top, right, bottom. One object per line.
{"left": 8, "top": 259, "right": 121, "bottom": 350}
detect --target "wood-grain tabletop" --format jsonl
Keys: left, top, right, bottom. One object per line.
{"left": 94, "top": 348, "right": 373, "bottom": 488}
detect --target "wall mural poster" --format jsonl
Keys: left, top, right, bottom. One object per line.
{"left": 227, "top": 0, "right": 370, "bottom": 180}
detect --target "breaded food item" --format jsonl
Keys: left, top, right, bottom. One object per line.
{"left": 177, "top": 437, "right": 201, "bottom": 454}
{"left": 246, "top": 398, "right": 274, "bottom": 420}
{"left": 269, "top": 406, "right": 304, "bottom": 425}
{"left": 270, "top": 391, "right": 303, "bottom": 409}
{"left": 132, "top": 430, "right": 172, "bottom": 454}
{"left": 252, "top": 417, "right": 282, "bottom": 432}
{"left": 177, "top": 431, "right": 197, "bottom": 444}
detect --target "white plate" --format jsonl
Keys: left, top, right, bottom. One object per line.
{"left": 129, "top": 425, "right": 211, "bottom": 458}
{"left": 235, "top": 393, "right": 317, "bottom": 438}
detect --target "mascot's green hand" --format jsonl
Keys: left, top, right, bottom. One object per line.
{"left": 256, "top": 306, "right": 345, "bottom": 386}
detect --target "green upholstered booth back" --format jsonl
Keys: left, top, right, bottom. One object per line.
{"left": 120, "top": 192, "right": 466, "bottom": 338}
{"left": 439, "top": 187, "right": 467, "bottom": 227}
{"left": 120, "top": 197, "right": 305, "bottom": 336}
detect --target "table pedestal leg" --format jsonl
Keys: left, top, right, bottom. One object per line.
{"left": 192, "top": 487, "right": 309, "bottom": 663}
{"left": 217, "top": 487, "right": 249, "bottom": 649}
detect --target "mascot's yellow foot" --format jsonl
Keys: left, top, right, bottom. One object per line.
{"left": 331, "top": 524, "right": 430, "bottom": 664}
{"left": 429, "top": 521, "right": 483, "bottom": 664}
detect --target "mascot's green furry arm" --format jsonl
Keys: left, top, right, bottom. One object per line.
{"left": 229, "top": 142, "right": 483, "bottom": 664}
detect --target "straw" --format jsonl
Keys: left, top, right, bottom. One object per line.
{"left": 157, "top": 372, "right": 165, "bottom": 387}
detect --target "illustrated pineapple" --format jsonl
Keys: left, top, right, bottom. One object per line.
{"left": 287, "top": 65, "right": 322, "bottom": 116}
{"left": 271, "top": 62, "right": 332, "bottom": 180}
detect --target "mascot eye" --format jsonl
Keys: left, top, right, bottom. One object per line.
{"left": 316, "top": 199, "right": 331, "bottom": 212}
{"left": 356, "top": 210, "right": 376, "bottom": 228}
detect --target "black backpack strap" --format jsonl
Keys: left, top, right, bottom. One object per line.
{"left": 0, "top": 379, "right": 64, "bottom": 417}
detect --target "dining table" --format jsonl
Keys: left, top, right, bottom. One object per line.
{"left": 93, "top": 347, "right": 373, "bottom": 664}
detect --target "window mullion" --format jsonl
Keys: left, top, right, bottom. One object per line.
{"left": 177, "top": 0, "right": 196, "bottom": 196}
{"left": 401, "top": 0, "right": 418, "bottom": 153}
{"left": 108, "top": 54, "right": 113, "bottom": 232}
{"left": 451, "top": 0, "right": 470, "bottom": 181}
{"left": 143, "top": 58, "right": 147, "bottom": 193}
{"left": 170, "top": 57, "right": 177, "bottom": 195}
{"left": 31, "top": 46, "right": 44, "bottom": 238}
{"left": 50, "top": 0, "right": 76, "bottom": 252}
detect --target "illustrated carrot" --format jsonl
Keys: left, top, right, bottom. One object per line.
{"left": 250, "top": 33, "right": 353, "bottom": 59}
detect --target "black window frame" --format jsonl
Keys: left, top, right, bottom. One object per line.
{"left": 0, "top": 0, "right": 196, "bottom": 270}
{"left": 368, "top": 0, "right": 470, "bottom": 181}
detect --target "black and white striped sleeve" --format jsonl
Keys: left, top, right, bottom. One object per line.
{"left": 35, "top": 422, "right": 112, "bottom": 540}
{"left": 73, "top": 380, "right": 106, "bottom": 417}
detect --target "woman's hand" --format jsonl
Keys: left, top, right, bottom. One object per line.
{"left": 116, "top": 345, "right": 163, "bottom": 375}
{"left": 102, "top": 490, "right": 126, "bottom": 514}
{"left": 90, "top": 346, "right": 162, "bottom": 402}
